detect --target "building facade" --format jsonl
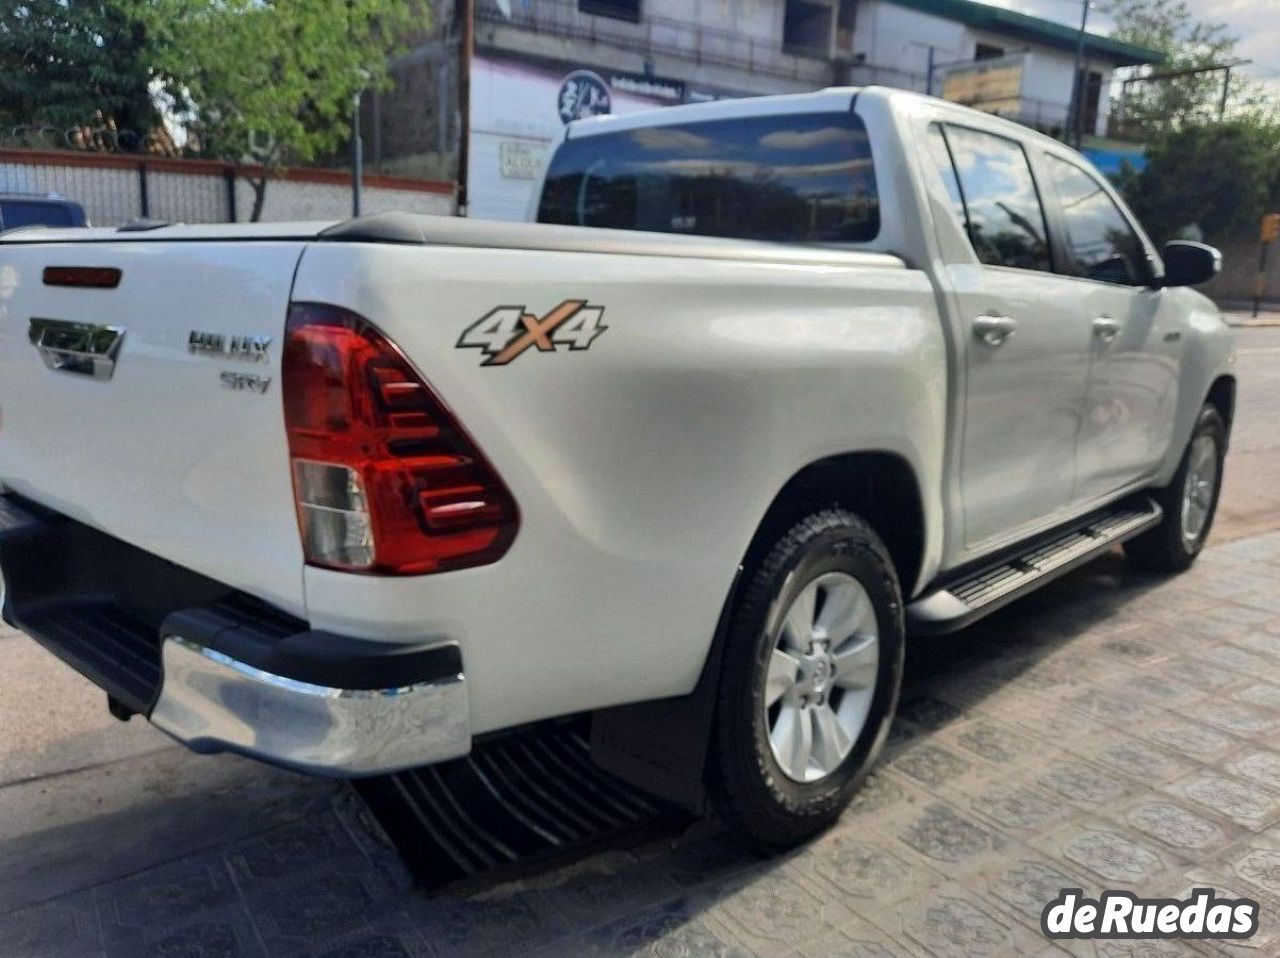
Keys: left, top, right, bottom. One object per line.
{"left": 367, "top": 0, "right": 1160, "bottom": 221}
{"left": 844, "top": 0, "right": 1158, "bottom": 136}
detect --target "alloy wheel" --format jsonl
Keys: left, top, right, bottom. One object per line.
{"left": 764, "top": 572, "right": 880, "bottom": 783}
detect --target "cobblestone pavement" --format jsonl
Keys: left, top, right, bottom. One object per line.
{"left": 1223, "top": 308, "right": 1280, "bottom": 328}
{"left": 6, "top": 530, "right": 1280, "bottom": 957}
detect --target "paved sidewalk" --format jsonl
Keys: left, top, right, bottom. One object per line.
{"left": 1222, "top": 308, "right": 1280, "bottom": 328}
{"left": 6, "top": 531, "right": 1280, "bottom": 957}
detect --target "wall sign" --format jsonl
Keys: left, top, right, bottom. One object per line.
{"left": 499, "top": 141, "right": 547, "bottom": 180}
{"left": 557, "top": 70, "right": 612, "bottom": 124}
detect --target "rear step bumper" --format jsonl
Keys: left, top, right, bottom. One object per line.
{"left": 0, "top": 494, "right": 470, "bottom": 776}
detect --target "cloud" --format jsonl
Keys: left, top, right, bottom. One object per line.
{"left": 758, "top": 126, "right": 856, "bottom": 150}
{"left": 630, "top": 127, "right": 717, "bottom": 153}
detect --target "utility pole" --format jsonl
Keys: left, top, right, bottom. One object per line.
{"left": 926, "top": 46, "right": 936, "bottom": 96}
{"left": 1069, "top": 0, "right": 1090, "bottom": 147}
{"left": 347, "top": 0, "right": 363, "bottom": 218}
{"left": 1256, "top": 214, "right": 1280, "bottom": 318}
{"left": 455, "top": 0, "right": 474, "bottom": 216}
{"left": 351, "top": 89, "right": 363, "bottom": 218}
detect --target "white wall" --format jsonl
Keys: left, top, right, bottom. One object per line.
{"left": 234, "top": 178, "right": 452, "bottom": 224}
{"left": 467, "top": 50, "right": 692, "bottom": 222}
{"left": 645, "top": 0, "right": 783, "bottom": 39}
{"left": 854, "top": 0, "right": 968, "bottom": 88}
{"left": 853, "top": 0, "right": 1118, "bottom": 135}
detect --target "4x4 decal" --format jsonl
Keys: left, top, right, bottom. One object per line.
{"left": 458, "top": 300, "right": 607, "bottom": 366}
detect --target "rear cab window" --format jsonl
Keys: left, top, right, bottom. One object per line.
{"left": 537, "top": 110, "right": 880, "bottom": 244}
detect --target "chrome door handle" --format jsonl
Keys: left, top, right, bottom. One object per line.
{"left": 972, "top": 314, "right": 1017, "bottom": 347}
{"left": 1093, "top": 317, "right": 1122, "bottom": 344}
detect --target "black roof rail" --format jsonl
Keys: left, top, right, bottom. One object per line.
{"left": 318, "top": 213, "right": 431, "bottom": 245}
{"left": 117, "top": 218, "right": 173, "bottom": 233}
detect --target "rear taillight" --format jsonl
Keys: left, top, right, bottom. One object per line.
{"left": 282, "top": 302, "right": 518, "bottom": 575}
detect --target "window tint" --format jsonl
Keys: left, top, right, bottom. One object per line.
{"left": 939, "top": 126, "right": 1052, "bottom": 272}
{"left": 537, "top": 111, "right": 879, "bottom": 243}
{"left": 1047, "top": 154, "right": 1148, "bottom": 286}
{"left": 1, "top": 200, "right": 75, "bottom": 229}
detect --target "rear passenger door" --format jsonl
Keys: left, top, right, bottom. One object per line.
{"left": 925, "top": 124, "right": 1094, "bottom": 553}
{"left": 1036, "top": 152, "right": 1183, "bottom": 504}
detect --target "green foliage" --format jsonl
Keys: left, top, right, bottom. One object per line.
{"left": 147, "top": 0, "right": 430, "bottom": 218}
{"left": 0, "top": 1, "right": 157, "bottom": 141}
{"left": 1104, "top": 0, "right": 1253, "bottom": 131}
{"left": 1120, "top": 119, "right": 1280, "bottom": 244}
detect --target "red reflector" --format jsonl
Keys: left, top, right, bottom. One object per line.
{"left": 43, "top": 266, "right": 122, "bottom": 289}
{"left": 283, "top": 302, "right": 519, "bottom": 575}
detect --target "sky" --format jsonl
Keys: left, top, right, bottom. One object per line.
{"left": 987, "top": 0, "right": 1280, "bottom": 89}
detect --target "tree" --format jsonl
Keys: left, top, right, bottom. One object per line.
{"left": 148, "top": 0, "right": 430, "bottom": 221}
{"left": 1104, "top": 0, "right": 1250, "bottom": 133}
{"left": 0, "top": 1, "right": 157, "bottom": 148}
{"left": 1119, "top": 118, "right": 1280, "bottom": 244}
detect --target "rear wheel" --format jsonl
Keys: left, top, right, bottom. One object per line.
{"left": 1125, "top": 404, "right": 1226, "bottom": 573}
{"left": 711, "top": 509, "right": 904, "bottom": 847}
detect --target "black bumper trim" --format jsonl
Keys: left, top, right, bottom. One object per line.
{"left": 0, "top": 494, "right": 460, "bottom": 711}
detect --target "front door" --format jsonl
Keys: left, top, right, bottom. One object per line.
{"left": 925, "top": 124, "right": 1094, "bottom": 553}
{"left": 1037, "top": 152, "right": 1184, "bottom": 504}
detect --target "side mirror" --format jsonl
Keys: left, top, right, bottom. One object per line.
{"left": 1159, "top": 241, "right": 1221, "bottom": 288}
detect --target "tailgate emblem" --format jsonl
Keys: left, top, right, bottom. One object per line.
{"left": 188, "top": 330, "right": 271, "bottom": 362}
{"left": 29, "top": 318, "right": 126, "bottom": 381}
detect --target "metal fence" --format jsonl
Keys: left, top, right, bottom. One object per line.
{"left": 0, "top": 150, "right": 455, "bottom": 227}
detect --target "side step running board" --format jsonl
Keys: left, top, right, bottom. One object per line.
{"left": 906, "top": 498, "right": 1163, "bottom": 636}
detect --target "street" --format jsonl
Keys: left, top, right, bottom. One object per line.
{"left": 2, "top": 326, "right": 1280, "bottom": 957}
{"left": 1218, "top": 326, "right": 1280, "bottom": 543}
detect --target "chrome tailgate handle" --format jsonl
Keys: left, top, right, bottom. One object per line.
{"left": 972, "top": 314, "right": 1018, "bottom": 347}
{"left": 28, "top": 318, "right": 126, "bottom": 381}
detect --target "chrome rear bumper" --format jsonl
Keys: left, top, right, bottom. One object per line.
{"left": 150, "top": 637, "right": 471, "bottom": 777}
{"left": 0, "top": 492, "right": 471, "bottom": 778}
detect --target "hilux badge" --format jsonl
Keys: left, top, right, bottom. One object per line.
{"left": 188, "top": 330, "right": 271, "bottom": 363}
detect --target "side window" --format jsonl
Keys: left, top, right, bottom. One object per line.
{"left": 1046, "top": 154, "right": 1148, "bottom": 286}
{"left": 937, "top": 125, "right": 1053, "bottom": 273}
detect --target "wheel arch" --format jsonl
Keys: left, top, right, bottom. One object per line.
{"left": 1206, "top": 374, "right": 1236, "bottom": 445}
{"left": 741, "top": 451, "right": 927, "bottom": 601}
{"left": 589, "top": 449, "right": 927, "bottom": 812}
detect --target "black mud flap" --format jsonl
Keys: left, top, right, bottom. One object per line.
{"left": 588, "top": 567, "right": 743, "bottom": 814}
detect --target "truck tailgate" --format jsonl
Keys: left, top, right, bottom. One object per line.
{"left": 0, "top": 239, "right": 309, "bottom": 615}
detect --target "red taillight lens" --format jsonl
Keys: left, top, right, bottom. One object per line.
{"left": 282, "top": 302, "right": 518, "bottom": 575}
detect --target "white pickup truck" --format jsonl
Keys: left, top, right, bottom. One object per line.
{"left": 0, "top": 87, "right": 1234, "bottom": 845}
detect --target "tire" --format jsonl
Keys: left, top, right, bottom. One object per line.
{"left": 1125, "top": 404, "right": 1226, "bottom": 573}
{"left": 711, "top": 508, "right": 904, "bottom": 847}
